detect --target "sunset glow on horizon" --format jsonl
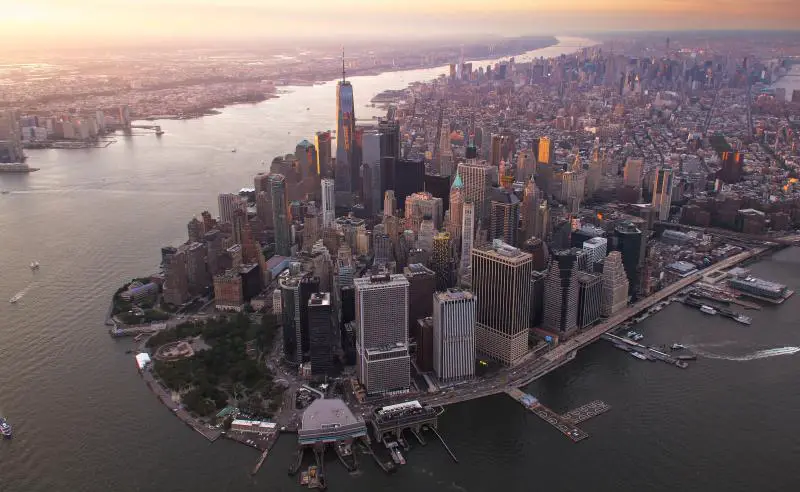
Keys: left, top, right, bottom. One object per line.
{"left": 1, "top": 0, "right": 798, "bottom": 48}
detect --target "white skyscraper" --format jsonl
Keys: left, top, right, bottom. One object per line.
{"left": 433, "top": 289, "right": 476, "bottom": 382}
{"left": 582, "top": 237, "right": 608, "bottom": 266}
{"left": 321, "top": 178, "right": 335, "bottom": 228}
{"left": 355, "top": 273, "right": 410, "bottom": 393}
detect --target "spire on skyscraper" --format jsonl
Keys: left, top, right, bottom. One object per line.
{"left": 342, "top": 47, "right": 346, "bottom": 83}
{"left": 451, "top": 171, "right": 463, "bottom": 190}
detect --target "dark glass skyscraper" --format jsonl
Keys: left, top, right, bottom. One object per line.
{"left": 269, "top": 173, "right": 291, "bottom": 256}
{"left": 335, "top": 62, "right": 356, "bottom": 207}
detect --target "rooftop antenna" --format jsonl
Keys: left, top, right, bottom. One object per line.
{"left": 342, "top": 47, "right": 346, "bottom": 83}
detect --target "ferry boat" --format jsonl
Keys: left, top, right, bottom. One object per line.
{"left": 700, "top": 305, "right": 717, "bottom": 315}
{"left": 630, "top": 351, "right": 648, "bottom": 360}
{"left": 0, "top": 417, "right": 12, "bottom": 438}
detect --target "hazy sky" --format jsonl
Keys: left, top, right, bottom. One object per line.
{"left": 1, "top": 0, "right": 798, "bottom": 47}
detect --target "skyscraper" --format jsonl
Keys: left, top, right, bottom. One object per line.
{"left": 308, "top": 292, "right": 334, "bottom": 376}
{"left": 335, "top": 56, "right": 356, "bottom": 207}
{"left": 489, "top": 133, "right": 510, "bottom": 168}
{"left": 404, "top": 191, "right": 444, "bottom": 232}
{"left": 614, "top": 222, "right": 646, "bottom": 297}
{"left": 602, "top": 251, "right": 629, "bottom": 316}
{"left": 623, "top": 158, "right": 644, "bottom": 189}
{"left": 652, "top": 167, "right": 674, "bottom": 221}
{"left": 295, "top": 139, "right": 317, "bottom": 183}
{"left": 270, "top": 174, "right": 291, "bottom": 256}
{"left": 516, "top": 150, "right": 536, "bottom": 182}
{"left": 459, "top": 201, "right": 476, "bottom": 274}
{"left": 383, "top": 190, "right": 397, "bottom": 217}
{"left": 490, "top": 187, "right": 521, "bottom": 246}
{"left": 217, "top": 193, "right": 247, "bottom": 225}
{"left": 404, "top": 264, "right": 436, "bottom": 335}
{"left": 163, "top": 248, "right": 190, "bottom": 306}
{"left": 471, "top": 240, "right": 533, "bottom": 365}
{"left": 456, "top": 160, "right": 493, "bottom": 222}
{"left": 315, "top": 131, "right": 333, "bottom": 178}
{"left": 321, "top": 178, "right": 336, "bottom": 228}
{"left": 433, "top": 289, "right": 476, "bottom": 382}
{"left": 447, "top": 173, "right": 464, "bottom": 249}
{"left": 379, "top": 118, "right": 401, "bottom": 196}
{"left": 431, "top": 232, "right": 455, "bottom": 291}
{"left": 538, "top": 136, "right": 553, "bottom": 165}
{"left": 355, "top": 273, "right": 410, "bottom": 394}
{"left": 543, "top": 250, "right": 580, "bottom": 338}
{"left": 0, "top": 109, "right": 24, "bottom": 163}
{"left": 362, "top": 129, "right": 382, "bottom": 214}
{"left": 394, "top": 158, "right": 425, "bottom": 211}
{"left": 577, "top": 271, "right": 603, "bottom": 328}
{"left": 582, "top": 237, "right": 608, "bottom": 266}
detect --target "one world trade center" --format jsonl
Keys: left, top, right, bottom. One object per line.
{"left": 335, "top": 51, "right": 355, "bottom": 208}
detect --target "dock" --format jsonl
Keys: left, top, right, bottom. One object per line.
{"left": 561, "top": 400, "right": 612, "bottom": 424}
{"left": 359, "top": 438, "right": 396, "bottom": 474}
{"left": 504, "top": 388, "right": 610, "bottom": 443}
{"left": 603, "top": 333, "right": 689, "bottom": 368}
{"left": 426, "top": 425, "right": 459, "bottom": 463}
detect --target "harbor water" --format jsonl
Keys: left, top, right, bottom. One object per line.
{"left": 2, "top": 36, "right": 800, "bottom": 491}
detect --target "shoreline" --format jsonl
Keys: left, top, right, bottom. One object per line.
{"left": 92, "top": 37, "right": 575, "bottom": 125}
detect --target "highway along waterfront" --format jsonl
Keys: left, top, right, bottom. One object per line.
{"left": 2, "top": 38, "right": 800, "bottom": 492}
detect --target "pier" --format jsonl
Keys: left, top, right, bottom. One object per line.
{"left": 250, "top": 432, "right": 280, "bottom": 475}
{"left": 504, "top": 388, "right": 610, "bottom": 443}
{"left": 603, "top": 333, "right": 689, "bottom": 368}
{"left": 561, "top": 400, "right": 612, "bottom": 424}
{"left": 358, "top": 438, "right": 396, "bottom": 474}
{"left": 425, "top": 425, "right": 459, "bottom": 463}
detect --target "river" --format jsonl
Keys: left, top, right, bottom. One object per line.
{"left": 2, "top": 36, "right": 800, "bottom": 492}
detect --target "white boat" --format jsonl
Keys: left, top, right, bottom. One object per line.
{"left": 671, "top": 343, "right": 686, "bottom": 350}
{"left": 30, "top": 261, "right": 40, "bottom": 270}
{"left": 630, "top": 351, "right": 648, "bottom": 360}
{"left": 700, "top": 305, "right": 717, "bottom": 315}
{"left": 9, "top": 293, "right": 22, "bottom": 303}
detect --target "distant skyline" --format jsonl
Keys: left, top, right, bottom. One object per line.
{"left": 1, "top": 0, "right": 799, "bottom": 48}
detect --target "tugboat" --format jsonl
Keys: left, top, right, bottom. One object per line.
{"left": 0, "top": 417, "right": 13, "bottom": 439}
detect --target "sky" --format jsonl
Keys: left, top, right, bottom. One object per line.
{"left": 0, "top": 0, "right": 798, "bottom": 48}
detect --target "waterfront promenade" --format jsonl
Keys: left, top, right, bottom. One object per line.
{"left": 140, "top": 368, "right": 222, "bottom": 442}
{"left": 361, "top": 246, "right": 769, "bottom": 413}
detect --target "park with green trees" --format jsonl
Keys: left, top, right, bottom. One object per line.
{"left": 149, "top": 313, "right": 282, "bottom": 418}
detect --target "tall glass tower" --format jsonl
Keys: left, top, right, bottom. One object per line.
{"left": 335, "top": 52, "right": 356, "bottom": 207}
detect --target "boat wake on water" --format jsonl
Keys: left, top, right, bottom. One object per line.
{"left": 688, "top": 345, "right": 800, "bottom": 361}
{"left": 9, "top": 284, "right": 32, "bottom": 304}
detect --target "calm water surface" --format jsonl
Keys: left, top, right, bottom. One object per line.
{"left": 2, "top": 36, "right": 799, "bottom": 491}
